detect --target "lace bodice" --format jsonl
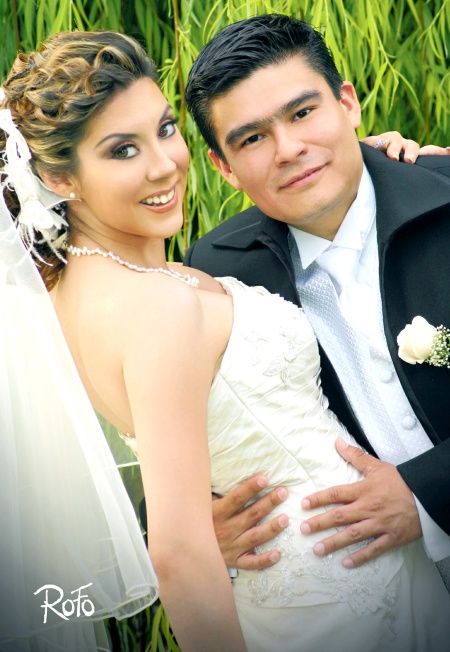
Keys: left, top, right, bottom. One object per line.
{"left": 208, "top": 277, "right": 353, "bottom": 494}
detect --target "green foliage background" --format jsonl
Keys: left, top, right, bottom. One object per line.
{"left": 2, "top": 0, "right": 448, "bottom": 649}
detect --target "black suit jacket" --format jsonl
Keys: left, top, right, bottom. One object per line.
{"left": 185, "top": 144, "right": 450, "bottom": 534}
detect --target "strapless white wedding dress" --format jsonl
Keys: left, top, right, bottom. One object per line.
{"left": 124, "top": 276, "right": 450, "bottom": 652}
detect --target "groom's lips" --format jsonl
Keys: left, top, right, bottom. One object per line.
{"left": 280, "top": 165, "right": 325, "bottom": 190}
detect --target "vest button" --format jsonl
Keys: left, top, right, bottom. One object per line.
{"left": 402, "top": 415, "right": 417, "bottom": 430}
{"left": 379, "top": 369, "right": 394, "bottom": 383}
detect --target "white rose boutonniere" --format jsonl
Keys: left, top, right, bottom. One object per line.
{"left": 397, "top": 316, "right": 450, "bottom": 368}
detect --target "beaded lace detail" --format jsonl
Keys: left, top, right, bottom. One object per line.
{"left": 245, "top": 299, "right": 308, "bottom": 387}
{"left": 247, "top": 526, "right": 397, "bottom": 632}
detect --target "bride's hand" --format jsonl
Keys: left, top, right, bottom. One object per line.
{"left": 362, "top": 132, "right": 450, "bottom": 162}
{"left": 212, "top": 475, "right": 289, "bottom": 570}
{"left": 361, "top": 131, "right": 421, "bottom": 163}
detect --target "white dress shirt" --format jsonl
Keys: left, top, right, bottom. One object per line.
{"left": 288, "top": 166, "right": 450, "bottom": 560}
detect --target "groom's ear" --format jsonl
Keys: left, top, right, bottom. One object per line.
{"left": 208, "top": 149, "right": 243, "bottom": 191}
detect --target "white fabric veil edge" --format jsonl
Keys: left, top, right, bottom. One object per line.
{"left": 0, "top": 185, "right": 158, "bottom": 650}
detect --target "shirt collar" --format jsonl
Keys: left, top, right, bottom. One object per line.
{"left": 288, "top": 165, "right": 376, "bottom": 269}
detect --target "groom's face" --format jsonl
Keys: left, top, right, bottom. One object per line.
{"left": 209, "top": 56, "right": 363, "bottom": 240}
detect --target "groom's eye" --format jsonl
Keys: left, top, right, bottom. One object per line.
{"left": 242, "top": 134, "right": 263, "bottom": 147}
{"left": 294, "top": 108, "right": 312, "bottom": 120}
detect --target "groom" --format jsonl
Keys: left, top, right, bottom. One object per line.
{"left": 184, "top": 14, "right": 450, "bottom": 580}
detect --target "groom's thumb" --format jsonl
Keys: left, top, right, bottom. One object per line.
{"left": 335, "top": 437, "right": 376, "bottom": 475}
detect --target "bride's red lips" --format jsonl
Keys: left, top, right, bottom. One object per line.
{"left": 139, "top": 183, "right": 179, "bottom": 213}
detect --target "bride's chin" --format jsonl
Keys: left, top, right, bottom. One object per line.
{"left": 160, "top": 213, "right": 184, "bottom": 239}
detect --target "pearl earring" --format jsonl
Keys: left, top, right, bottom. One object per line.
{"left": 69, "top": 192, "right": 76, "bottom": 199}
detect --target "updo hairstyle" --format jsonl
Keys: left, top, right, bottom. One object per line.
{"left": 0, "top": 31, "right": 158, "bottom": 289}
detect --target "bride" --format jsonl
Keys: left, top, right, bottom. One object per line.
{"left": 1, "top": 30, "right": 449, "bottom": 651}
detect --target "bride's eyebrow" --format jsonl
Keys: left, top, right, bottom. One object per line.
{"left": 94, "top": 104, "right": 174, "bottom": 148}
{"left": 160, "top": 104, "right": 174, "bottom": 121}
{"left": 95, "top": 132, "right": 137, "bottom": 148}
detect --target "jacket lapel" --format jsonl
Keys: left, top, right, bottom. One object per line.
{"left": 210, "top": 205, "right": 298, "bottom": 301}
{"left": 362, "top": 143, "right": 450, "bottom": 247}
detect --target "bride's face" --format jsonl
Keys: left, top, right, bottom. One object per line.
{"left": 68, "top": 77, "right": 189, "bottom": 244}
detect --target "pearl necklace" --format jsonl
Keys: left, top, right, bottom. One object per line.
{"left": 66, "top": 245, "right": 199, "bottom": 287}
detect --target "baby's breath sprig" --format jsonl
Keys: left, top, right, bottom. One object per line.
{"left": 426, "top": 326, "right": 450, "bottom": 369}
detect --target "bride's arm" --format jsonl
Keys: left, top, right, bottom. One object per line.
{"left": 122, "top": 280, "right": 247, "bottom": 652}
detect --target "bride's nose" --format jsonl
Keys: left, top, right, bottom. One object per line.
{"left": 146, "top": 144, "right": 177, "bottom": 181}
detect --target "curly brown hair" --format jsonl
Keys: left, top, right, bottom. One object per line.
{"left": 0, "top": 30, "right": 158, "bottom": 289}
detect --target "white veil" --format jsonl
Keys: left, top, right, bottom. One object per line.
{"left": 0, "top": 158, "right": 158, "bottom": 649}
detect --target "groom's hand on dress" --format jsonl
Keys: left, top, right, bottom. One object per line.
{"left": 299, "top": 438, "right": 422, "bottom": 568}
{"left": 212, "top": 475, "right": 289, "bottom": 570}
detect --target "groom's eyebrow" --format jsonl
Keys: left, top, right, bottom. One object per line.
{"left": 224, "top": 90, "right": 322, "bottom": 150}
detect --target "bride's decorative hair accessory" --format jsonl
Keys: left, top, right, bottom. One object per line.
{"left": 0, "top": 105, "right": 73, "bottom": 262}
{"left": 397, "top": 316, "right": 450, "bottom": 369}
{"left": 67, "top": 244, "right": 200, "bottom": 286}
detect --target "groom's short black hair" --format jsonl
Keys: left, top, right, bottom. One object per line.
{"left": 185, "top": 13, "right": 344, "bottom": 160}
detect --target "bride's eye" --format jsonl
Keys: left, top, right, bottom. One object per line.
{"left": 112, "top": 143, "right": 139, "bottom": 159}
{"left": 159, "top": 119, "right": 179, "bottom": 139}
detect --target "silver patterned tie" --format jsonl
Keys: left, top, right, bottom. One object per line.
{"left": 288, "top": 234, "right": 407, "bottom": 461}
